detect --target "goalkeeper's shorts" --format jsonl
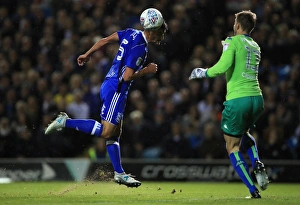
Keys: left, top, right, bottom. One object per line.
{"left": 221, "top": 95, "right": 264, "bottom": 137}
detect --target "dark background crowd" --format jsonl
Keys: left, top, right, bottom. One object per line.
{"left": 0, "top": 0, "right": 299, "bottom": 160}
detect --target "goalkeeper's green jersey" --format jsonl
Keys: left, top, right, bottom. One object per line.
{"left": 206, "top": 34, "right": 262, "bottom": 100}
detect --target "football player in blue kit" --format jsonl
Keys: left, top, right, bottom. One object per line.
{"left": 45, "top": 8, "right": 167, "bottom": 187}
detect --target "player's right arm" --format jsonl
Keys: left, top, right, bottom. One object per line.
{"left": 123, "top": 63, "right": 158, "bottom": 81}
{"left": 77, "top": 32, "right": 119, "bottom": 66}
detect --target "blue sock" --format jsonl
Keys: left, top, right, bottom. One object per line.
{"left": 247, "top": 146, "right": 259, "bottom": 169}
{"left": 242, "top": 132, "right": 260, "bottom": 168}
{"left": 65, "top": 119, "right": 103, "bottom": 137}
{"left": 106, "top": 139, "right": 124, "bottom": 174}
{"left": 229, "top": 151, "right": 256, "bottom": 193}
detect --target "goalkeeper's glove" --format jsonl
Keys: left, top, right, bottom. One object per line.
{"left": 189, "top": 68, "right": 207, "bottom": 80}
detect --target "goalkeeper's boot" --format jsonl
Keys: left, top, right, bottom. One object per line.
{"left": 45, "top": 112, "right": 69, "bottom": 134}
{"left": 114, "top": 172, "right": 141, "bottom": 188}
{"left": 251, "top": 189, "right": 261, "bottom": 199}
{"left": 254, "top": 160, "right": 269, "bottom": 191}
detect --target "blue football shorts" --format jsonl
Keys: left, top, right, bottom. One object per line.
{"left": 99, "top": 80, "right": 127, "bottom": 125}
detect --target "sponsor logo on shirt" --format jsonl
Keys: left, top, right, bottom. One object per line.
{"left": 242, "top": 72, "right": 257, "bottom": 80}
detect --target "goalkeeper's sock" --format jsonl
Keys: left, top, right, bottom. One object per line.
{"left": 106, "top": 139, "right": 124, "bottom": 173}
{"left": 229, "top": 151, "right": 257, "bottom": 193}
{"left": 247, "top": 146, "right": 260, "bottom": 169}
{"left": 241, "top": 132, "right": 260, "bottom": 168}
{"left": 65, "top": 119, "right": 103, "bottom": 137}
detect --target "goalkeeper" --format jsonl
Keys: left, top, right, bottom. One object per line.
{"left": 189, "top": 10, "right": 269, "bottom": 198}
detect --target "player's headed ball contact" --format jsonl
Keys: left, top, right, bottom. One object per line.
{"left": 140, "top": 8, "right": 164, "bottom": 30}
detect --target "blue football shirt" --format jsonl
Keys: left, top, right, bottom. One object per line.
{"left": 105, "top": 28, "right": 148, "bottom": 93}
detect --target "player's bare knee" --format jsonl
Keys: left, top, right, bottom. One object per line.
{"left": 226, "top": 144, "right": 240, "bottom": 154}
{"left": 100, "top": 130, "right": 112, "bottom": 139}
{"left": 224, "top": 134, "right": 240, "bottom": 154}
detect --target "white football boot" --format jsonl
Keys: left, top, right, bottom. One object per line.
{"left": 45, "top": 112, "right": 69, "bottom": 134}
{"left": 114, "top": 172, "right": 141, "bottom": 188}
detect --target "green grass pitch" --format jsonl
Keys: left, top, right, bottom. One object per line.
{"left": 0, "top": 181, "right": 299, "bottom": 205}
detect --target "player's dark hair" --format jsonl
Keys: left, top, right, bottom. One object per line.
{"left": 160, "top": 21, "right": 168, "bottom": 32}
{"left": 148, "top": 21, "right": 168, "bottom": 37}
{"left": 235, "top": 10, "right": 257, "bottom": 34}
{"left": 147, "top": 21, "right": 168, "bottom": 32}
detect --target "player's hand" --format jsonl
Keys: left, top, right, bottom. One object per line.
{"left": 77, "top": 54, "right": 90, "bottom": 66}
{"left": 145, "top": 63, "right": 158, "bottom": 74}
{"left": 189, "top": 68, "right": 207, "bottom": 80}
